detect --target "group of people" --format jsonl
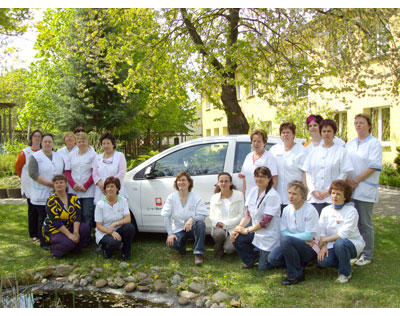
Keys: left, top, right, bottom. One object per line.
{"left": 161, "top": 113, "right": 381, "bottom": 285}
{"left": 15, "top": 112, "right": 381, "bottom": 285}
{"left": 15, "top": 128, "right": 134, "bottom": 260}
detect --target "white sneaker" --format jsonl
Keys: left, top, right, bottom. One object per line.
{"left": 336, "top": 274, "right": 352, "bottom": 283}
{"left": 355, "top": 256, "right": 372, "bottom": 266}
{"left": 350, "top": 258, "right": 358, "bottom": 265}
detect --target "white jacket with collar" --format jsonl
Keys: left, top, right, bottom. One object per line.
{"left": 209, "top": 189, "right": 245, "bottom": 233}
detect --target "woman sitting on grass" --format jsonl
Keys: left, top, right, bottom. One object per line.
{"left": 42, "top": 174, "right": 90, "bottom": 258}
{"left": 268, "top": 181, "right": 320, "bottom": 285}
{"left": 94, "top": 176, "right": 135, "bottom": 261}
{"left": 231, "top": 166, "right": 281, "bottom": 270}
{"left": 161, "top": 172, "right": 208, "bottom": 266}
{"left": 317, "top": 180, "right": 365, "bottom": 283}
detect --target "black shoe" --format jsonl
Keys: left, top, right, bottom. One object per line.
{"left": 242, "top": 262, "right": 255, "bottom": 269}
{"left": 103, "top": 249, "right": 112, "bottom": 259}
{"left": 122, "top": 254, "right": 131, "bottom": 261}
{"left": 281, "top": 274, "right": 305, "bottom": 285}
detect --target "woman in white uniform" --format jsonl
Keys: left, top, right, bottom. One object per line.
{"left": 318, "top": 180, "right": 365, "bottom": 283}
{"left": 270, "top": 122, "right": 305, "bottom": 213}
{"left": 65, "top": 132, "right": 97, "bottom": 237}
{"left": 268, "top": 181, "right": 320, "bottom": 285}
{"left": 92, "top": 132, "right": 127, "bottom": 205}
{"left": 209, "top": 172, "right": 245, "bottom": 258}
{"left": 14, "top": 129, "right": 42, "bottom": 241}
{"left": 345, "top": 113, "right": 382, "bottom": 266}
{"left": 161, "top": 172, "right": 208, "bottom": 266}
{"left": 302, "top": 120, "right": 353, "bottom": 215}
{"left": 240, "top": 129, "right": 278, "bottom": 199}
{"left": 28, "top": 133, "right": 64, "bottom": 249}
{"left": 304, "top": 115, "right": 345, "bottom": 156}
{"left": 231, "top": 166, "right": 281, "bottom": 270}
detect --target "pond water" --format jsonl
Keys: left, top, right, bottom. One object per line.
{"left": 1, "top": 289, "right": 169, "bottom": 308}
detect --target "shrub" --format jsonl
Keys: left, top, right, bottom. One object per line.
{"left": 379, "top": 162, "right": 400, "bottom": 187}
{"left": 0, "top": 153, "right": 17, "bottom": 178}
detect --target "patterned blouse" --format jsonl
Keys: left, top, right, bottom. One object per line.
{"left": 43, "top": 193, "right": 82, "bottom": 241}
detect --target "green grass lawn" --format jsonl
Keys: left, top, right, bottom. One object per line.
{"left": 1, "top": 204, "right": 399, "bottom": 307}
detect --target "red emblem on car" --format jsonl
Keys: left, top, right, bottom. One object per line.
{"left": 155, "top": 197, "right": 162, "bottom": 206}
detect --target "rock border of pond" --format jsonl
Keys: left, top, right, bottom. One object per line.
{"left": 1, "top": 264, "right": 240, "bottom": 308}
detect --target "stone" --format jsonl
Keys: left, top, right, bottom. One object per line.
{"left": 138, "top": 278, "right": 152, "bottom": 286}
{"left": 188, "top": 282, "right": 204, "bottom": 293}
{"left": 124, "top": 282, "right": 137, "bottom": 292}
{"left": 80, "top": 279, "right": 88, "bottom": 287}
{"left": 108, "top": 281, "right": 118, "bottom": 288}
{"left": 85, "top": 276, "right": 93, "bottom": 283}
{"left": 211, "top": 303, "right": 219, "bottom": 308}
{"left": 211, "top": 291, "right": 231, "bottom": 303}
{"left": 171, "top": 274, "right": 181, "bottom": 285}
{"left": 34, "top": 273, "right": 41, "bottom": 281}
{"left": 136, "top": 272, "right": 147, "bottom": 280}
{"left": 195, "top": 298, "right": 204, "bottom": 307}
{"left": 95, "top": 279, "right": 107, "bottom": 288}
{"left": 137, "top": 286, "right": 150, "bottom": 292}
{"left": 178, "top": 297, "right": 189, "bottom": 306}
{"left": 219, "top": 302, "right": 227, "bottom": 308}
{"left": 107, "top": 277, "right": 113, "bottom": 283}
{"left": 150, "top": 266, "right": 161, "bottom": 272}
{"left": 68, "top": 274, "right": 78, "bottom": 283}
{"left": 230, "top": 299, "right": 240, "bottom": 307}
{"left": 72, "top": 279, "right": 80, "bottom": 287}
{"left": 124, "top": 276, "right": 136, "bottom": 283}
{"left": 90, "top": 271, "right": 98, "bottom": 277}
{"left": 205, "top": 300, "right": 212, "bottom": 308}
{"left": 114, "top": 277, "right": 125, "bottom": 288}
{"left": 43, "top": 268, "right": 54, "bottom": 278}
{"left": 153, "top": 279, "right": 168, "bottom": 293}
{"left": 55, "top": 264, "right": 73, "bottom": 277}
{"left": 180, "top": 290, "right": 197, "bottom": 300}
{"left": 41, "top": 278, "right": 47, "bottom": 284}
{"left": 56, "top": 277, "right": 68, "bottom": 282}
{"left": 167, "top": 285, "right": 178, "bottom": 296}
{"left": 93, "top": 267, "right": 103, "bottom": 273}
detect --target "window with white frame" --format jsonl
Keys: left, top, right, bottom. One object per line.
{"left": 334, "top": 111, "right": 348, "bottom": 142}
{"left": 364, "top": 107, "right": 390, "bottom": 145}
{"left": 236, "top": 84, "right": 241, "bottom": 101}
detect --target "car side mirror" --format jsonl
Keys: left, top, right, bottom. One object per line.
{"left": 144, "top": 166, "right": 156, "bottom": 179}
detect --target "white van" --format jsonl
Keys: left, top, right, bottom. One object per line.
{"left": 124, "top": 135, "right": 299, "bottom": 233}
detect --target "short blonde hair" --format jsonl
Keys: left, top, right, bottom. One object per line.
{"left": 288, "top": 180, "right": 308, "bottom": 200}
{"left": 250, "top": 129, "right": 268, "bottom": 144}
{"left": 63, "top": 131, "right": 75, "bottom": 142}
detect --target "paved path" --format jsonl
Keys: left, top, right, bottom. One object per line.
{"left": 1, "top": 186, "right": 399, "bottom": 215}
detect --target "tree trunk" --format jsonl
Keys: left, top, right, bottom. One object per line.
{"left": 221, "top": 84, "right": 249, "bottom": 134}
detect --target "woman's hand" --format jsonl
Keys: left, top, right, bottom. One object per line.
{"left": 216, "top": 222, "right": 224, "bottom": 229}
{"left": 318, "top": 237, "right": 327, "bottom": 248}
{"left": 312, "top": 191, "right": 323, "bottom": 200}
{"left": 184, "top": 218, "right": 193, "bottom": 232}
{"left": 166, "top": 234, "right": 178, "bottom": 246}
{"left": 230, "top": 231, "right": 239, "bottom": 242}
{"left": 68, "top": 232, "right": 80, "bottom": 244}
{"left": 346, "top": 178, "right": 358, "bottom": 189}
{"left": 97, "top": 180, "right": 105, "bottom": 193}
{"left": 318, "top": 245, "right": 328, "bottom": 261}
{"left": 305, "top": 240, "right": 314, "bottom": 248}
{"left": 111, "top": 231, "right": 121, "bottom": 241}
{"left": 238, "top": 173, "right": 245, "bottom": 179}
{"left": 320, "top": 190, "right": 330, "bottom": 199}
{"left": 233, "top": 225, "right": 247, "bottom": 235}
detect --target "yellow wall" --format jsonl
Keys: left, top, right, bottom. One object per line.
{"left": 201, "top": 76, "right": 399, "bottom": 163}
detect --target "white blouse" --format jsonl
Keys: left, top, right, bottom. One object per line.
{"left": 94, "top": 196, "right": 130, "bottom": 244}
{"left": 281, "top": 202, "right": 319, "bottom": 236}
{"left": 241, "top": 150, "right": 278, "bottom": 199}
{"left": 209, "top": 189, "right": 245, "bottom": 233}
{"left": 302, "top": 143, "right": 353, "bottom": 204}
{"left": 345, "top": 135, "right": 382, "bottom": 202}
{"left": 160, "top": 191, "right": 208, "bottom": 234}
{"left": 65, "top": 148, "right": 97, "bottom": 198}
{"left": 270, "top": 143, "right": 305, "bottom": 204}
{"left": 319, "top": 204, "right": 365, "bottom": 256}
{"left": 246, "top": 186, "right": 281, "bottom": 252}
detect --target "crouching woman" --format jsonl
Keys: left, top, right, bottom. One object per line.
{"left": 317, "top": 180, "right": 365, "bottom": 283}
{"left": 42, "top": 174, "right": 90, "bottom": 258}
{"left": 94, "top": 176, "right": 135, "bottom": 260}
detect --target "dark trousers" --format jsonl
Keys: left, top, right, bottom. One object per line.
{"left": 49, "top": 223, "right": 90, "bottom": 258}
{"left": 31, "top": 203, "right": 48, "bottom": 248}
{"left": 312, "top": 202, "right": 330, "bottom": 216}
{"left": 100, "top": 223, "right": 135, "bottom": 259}
{"left": 27, "top": 198, "right": 39, "bottom": 238}
{"left": 78, "top": 197, "right": 95, "bottom": 243}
